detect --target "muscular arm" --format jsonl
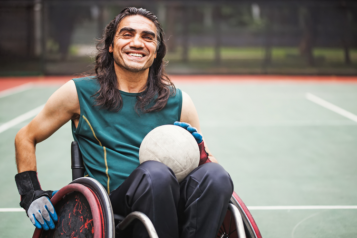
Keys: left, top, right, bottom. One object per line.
{"left": 15, "top": 80, "right": 80, "bottom": 173}
{"left": 180, "top": 91, "right": 218, "bottom": 163}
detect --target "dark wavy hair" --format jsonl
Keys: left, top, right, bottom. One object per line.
{"left": 94, "top": 7, "right": 175, "bottom": 113}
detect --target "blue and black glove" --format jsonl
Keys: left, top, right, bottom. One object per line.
{"left": 174, "top": 121, "right": 211, "bottom": 165}
{"left": 15, "top": 171, "right": 58, "bottom": 230}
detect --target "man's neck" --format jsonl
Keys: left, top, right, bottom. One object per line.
{"left": 114, "top": 64, "right": 149, "bottom": 93}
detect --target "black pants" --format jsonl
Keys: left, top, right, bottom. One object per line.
{"left": 109, "top": 161, "right": 233, "bottom": 238}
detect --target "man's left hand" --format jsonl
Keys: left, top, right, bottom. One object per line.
{"left": 174, "top": 121, "right": 211, "bottom": 165}
{"left": 174, "top": 121, "right": 202, "bottom": 143}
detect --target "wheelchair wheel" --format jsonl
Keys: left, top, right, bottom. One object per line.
{"left": 228, "top": 192, "right": 262, "bottom": 238}
{"left": 32, "top": 184, "right": 104, "bottom": 238}
{"left": 71, "top": 177, "right": 115, "bottom": 238}
{"left": 217, "top": 203, "right": 239, "bottom": 238}
{"left": 217, "top": 192, "right": 262, "bottom": 238}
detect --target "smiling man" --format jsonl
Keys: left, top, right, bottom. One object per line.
{"left": 14, "top": 7, "right": 233, "bottom": 238}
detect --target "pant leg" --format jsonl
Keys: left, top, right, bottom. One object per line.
{"left": 178, "top": 163, "right": 234, "bottom": 238}
{"left": 110, "top": 161, "right": 180, "bottom": 238}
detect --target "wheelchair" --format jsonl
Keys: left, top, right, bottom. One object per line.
{"left": 32, "top": 142, "right": 262, "bottom": 238}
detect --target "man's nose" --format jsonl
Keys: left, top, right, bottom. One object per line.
{"left": 130, "top": 34, "right": 144, "bottom": 48}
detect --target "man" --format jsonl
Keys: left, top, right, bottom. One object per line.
{"left": 14, "top": 7, "right": 233, "bottom": 238}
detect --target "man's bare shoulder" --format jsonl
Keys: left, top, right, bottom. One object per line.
{"left": 17, "top": 80, "right": 80, "bottom": 146}
{"left": 181, "top": 91, "right": 195, "bottom": 113}
{"left": 46, "top": 80, "right": 80, "bottom": 115}
{"left": 180, "top": 91, "right": 199, "bottom": 129}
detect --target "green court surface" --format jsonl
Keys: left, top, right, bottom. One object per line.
{"left": 1, "top": 80, "right": 357, "bottom": 237}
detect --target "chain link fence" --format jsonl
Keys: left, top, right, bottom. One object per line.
{"left": 0, "top": 0, "right": 356, "bottom": 76}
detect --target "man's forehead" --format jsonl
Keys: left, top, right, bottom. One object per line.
{"left": 117, "top": 15, "right": 156, "bottom": 33}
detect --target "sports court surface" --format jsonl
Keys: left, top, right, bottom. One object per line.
{"left": 1, "top": 75, "right": 357, "bottom": 238}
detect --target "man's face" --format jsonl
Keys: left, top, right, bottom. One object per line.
{"left": 109, "top": 15, "right": 158, "bottom": 73}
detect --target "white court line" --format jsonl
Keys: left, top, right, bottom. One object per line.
{"left": 248, "top": 206, "right": 357, "bottom": 210}
{"left": 0, "top": 104, "right": 44, "bottom": 134}
{"left": 0, "top": 83, "right": 33, "bottom": 98}
{"left": 306, "top": 93, "right": 357, "bottom": 123}
{"left": 1, "top": 206, "right": 357, "bottom": 212}
{"left": 0, "top": 208, "right": 23, "bottom": 212}
{"left": 201, "top": 121, "right": 357, "bottom": 127}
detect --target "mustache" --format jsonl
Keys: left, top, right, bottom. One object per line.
{"left": 123, "top": 47, "right": 149, "bottom": 55}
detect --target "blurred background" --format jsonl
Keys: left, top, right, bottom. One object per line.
{"left": 0, "top": 0, "right": 356, "bottom": 76}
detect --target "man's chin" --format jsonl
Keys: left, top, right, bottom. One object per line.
{"left": 121, "top": 63, "right": 150, "bottom": 73}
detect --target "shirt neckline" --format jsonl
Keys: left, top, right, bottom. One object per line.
{"left": 119, "top": 90, "right": 143, "bottom": 97}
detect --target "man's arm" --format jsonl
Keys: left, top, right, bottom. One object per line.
{"left": 180, "top": 91, "right": 218, "bottom": 163}
{"left": 15, "top": 80, "right": 80, "bottom": 172}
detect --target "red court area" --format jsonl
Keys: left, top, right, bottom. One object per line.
{"left": 1, "top": 75, "right": 357, "bottom": 92}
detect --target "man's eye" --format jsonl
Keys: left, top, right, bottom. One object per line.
{"left": 144, "top": 37, "right": 153, "bottom": 40}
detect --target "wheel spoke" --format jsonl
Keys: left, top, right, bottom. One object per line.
{"left": 228, "top": 229, "right": 237, "bottom": 236}
{"left": 218, "top": 227, "right": 224, "bottom": 237}
{"left": 221, "top": 222, "right": 227, "bottom": 234}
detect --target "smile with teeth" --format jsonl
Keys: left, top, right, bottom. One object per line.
{"left": 128, "top": 53, "right": 144, "bottom": 58}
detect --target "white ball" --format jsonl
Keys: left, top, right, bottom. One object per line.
{"left": 139, "top": 125, "right": 200, "bottom": 182}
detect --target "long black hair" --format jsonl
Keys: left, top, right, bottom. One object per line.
{"left": 94, "top": 7, "right": 175, "bottom": 113}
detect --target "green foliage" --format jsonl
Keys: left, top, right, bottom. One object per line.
{"left": 46, "top": 39, "right": 59, "bottom": 53}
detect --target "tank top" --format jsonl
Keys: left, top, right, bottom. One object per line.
{"left": 71, "top": 76, "right": 182, "bottom": 193}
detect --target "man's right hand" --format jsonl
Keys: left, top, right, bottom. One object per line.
{"left": 27, "top": 191, "right": 58, "bottom": 230}
{"left": 15, "top": 171, "right": 58, "bottom": 230}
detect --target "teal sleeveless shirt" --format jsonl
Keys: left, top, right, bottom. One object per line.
{"left": 71, "top": 77, "right": 182, "bottom": 193}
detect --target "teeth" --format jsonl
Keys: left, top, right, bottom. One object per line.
{"left": 129, "top": 53, "right": 143, "bottom": 57}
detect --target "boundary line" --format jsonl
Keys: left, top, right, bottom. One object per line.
{"left": 306, "top": 93, "right": 357, "bottom": 123}
{"left": 171, "top": 75, "right": 357, "bottom": 83}
{"left": 0, "top": 105, "right": 44, "bottom": 134}
{"left": 248, "top": 206, "right": 357, "bottom": 210}
{"left": 0, "top": 208, "right": 23, "bottom": 212}
{"left": 2, "top": 206, "right": 357, "bottom": 212}
{"left": 201, "top": 121, "right": 357, "bottom": 127}
{"left": 0, "top": 83, "right": 33, "bottom": 98}
{"left": 291, "top": 212, "right": 320, "bottom": 238}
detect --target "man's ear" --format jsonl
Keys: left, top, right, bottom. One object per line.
{"left": 109, "top": 44, "right": 113, "bottom": 53}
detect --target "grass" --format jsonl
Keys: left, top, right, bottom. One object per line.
{"left": 166, "top": 46, "right": 357, "bottom": 62}
{"left": 164, "top": 47, "right": 357, "bottom": 74}
{"left": 1, "top": 47, "right": 356, "bottom": 76}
